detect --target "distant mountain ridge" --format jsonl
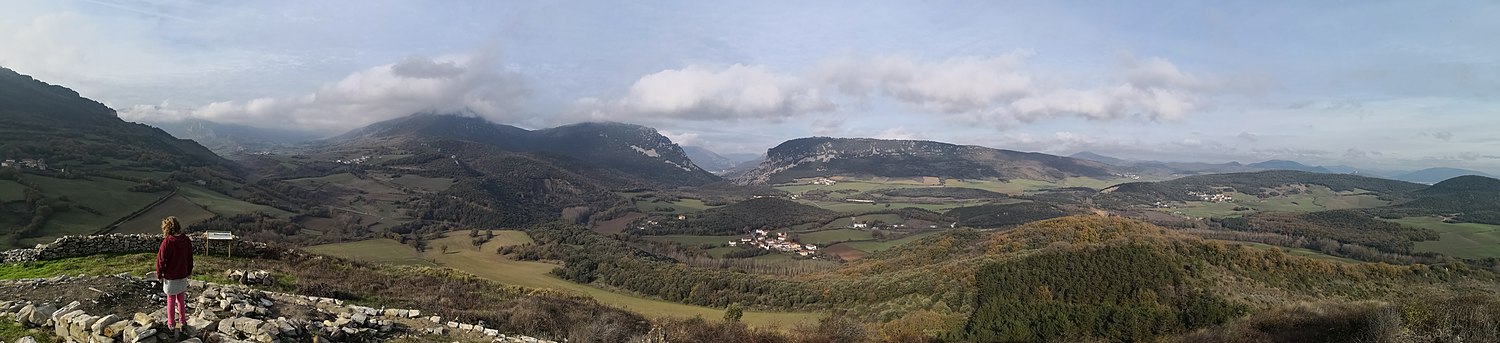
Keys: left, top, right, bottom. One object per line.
{"left": 332, "top": 114, "right": 721, "bottom": 187}
{"left": 1395, "top": 167, "right": 1496, "bottom": 184}
{"left": 1245, "top": 160, "right": 1332, "bottom": 173}
{"left": 152, "top": 118, "right": 323, "bottom": 155}
{"left": 735, "top": 137, "right": 1116, "bottom": 185}
{"left": 682, "top": 146, "right": 738, "bottom": 173}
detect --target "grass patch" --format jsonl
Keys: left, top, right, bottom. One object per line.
{"left": 0, "top": 180, "right": 25, "bottom": 202}
{"left": 1221, "top": 241, "right": 1359, "bottom": 263}
{"left": 114, "top": 195, "right": 217, "bottom": 234}
{"left": 420, "top": 234, "right": 819, "bottom": 328}
{"left": 1, "top": 317, "right": 55, "bottom": 342}
{"left": 19, "top": 175, "right": 164, "bottom": 244}
{"left": 178, "top": 185, "right": 293, "bottom": 218}
{"left": 1391, "top": 217, "right": 1500, "bottom": 259}
{"left": 796, "top": 229, "right": 874, "bottom": 246}
{"left": 305, "top": 239, "right": 436, "bottom": 266}
{"left": 642, "top": 235, "right": 736, "bottom": 246}
{"left": 841, "top": 231, "right": 942, "bottom": 253}
{"left": 704, "top": 246, "right": 742, "bottom": 258}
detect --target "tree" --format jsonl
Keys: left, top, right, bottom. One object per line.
{"left": 440, "top": 244, "right": 450, "bottom": 254}
{"left": 723, "top": 303, "right": 744, "bottom": 322}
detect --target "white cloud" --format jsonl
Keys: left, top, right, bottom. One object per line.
{"left": 574, "top": 64, "right": 835, "bottom": 122}
{"left": 120, "top": 53, "right": 526, "bottom": 132}
{"left": 872, "top": 127, "right": 927, "bottom": 140}
{"left": 816, "top": 51, "right": 1034, "bottom": 113}
{"left": 658, "top": 130, "right": 700, "bottom": 146}
{"left": 581, "top": 51, "right": 1248, "bottom": 128}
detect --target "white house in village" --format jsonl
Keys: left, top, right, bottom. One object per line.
{"left": 852, "top": 222, "right": 868, "bottom": 229}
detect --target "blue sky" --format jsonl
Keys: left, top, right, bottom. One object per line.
{"left": 2, "top": 1, "right": 1497, "bottom": 172}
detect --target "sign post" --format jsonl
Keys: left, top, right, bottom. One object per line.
{"left": 204, "top": 231, "right": 236, "bottom": 258}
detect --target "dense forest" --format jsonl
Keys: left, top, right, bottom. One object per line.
{"left": 1379, "top": 175, "right": 1500, "bottom": 225}
{"left": 1226, "top": 210, "right": 1440, "bottom": 253}
{"left": 944, "top": 202, "right": 1073, "bottom": 228}
{"left": 959, "top": 244, "right": 1244, "bottom": 342}
{"left": 638, "top": 198, "right": 839, "bottom": 235}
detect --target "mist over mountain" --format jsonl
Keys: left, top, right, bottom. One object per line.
{"left": 681, "top": 146, "right": 738, "bottom": 173}
{"left": 152, "top": 118, "right": 324, "bottom": 155}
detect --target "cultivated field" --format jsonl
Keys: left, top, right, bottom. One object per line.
{"left": 21, "top": 175, "right": 164, "bottom": 245}
{"left": 799, "top": 200, "right": 983, "bottom": 213}
{"left": 177, "top": 185, "right": 293, "bottom": 218}
{"left": 305, "top": 238, "right": 436, "bottom": 266}
{"left": 823, "top": 214, "right": 903, "bottom": 228}
{"left": 419, "top": 233, "right": 820, "bottom": 328}
{"left": 1393, "top": 217, "right": 1500, "bottom": 259}
{"left": 590, "top": 212, "right": 645, "bottom": 234}
{"left": 1161, "top": 187, "right": 1389, "bottom": 219}
{"left": 114, "top": 195, "right": 217, "bottom": 234}
{"left": 797, "top": 229, "right": 874, "bottom": 246}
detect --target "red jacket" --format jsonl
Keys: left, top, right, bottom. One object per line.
{"left": 156, "top": 235, "right": 194, "bottom": 280}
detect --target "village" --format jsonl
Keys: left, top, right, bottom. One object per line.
{"left": 0, "top": 158, "right": 48, "bottom": 170}
{"left": 728, "top": 229, "right": 821, "bottom": 257}
{"left": 1186, "top": 190, "right": 1233, "bottom": 202}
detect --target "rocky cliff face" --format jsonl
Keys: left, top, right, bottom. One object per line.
{"left": 734, "top": 137, "right": 1116, "bottom": 185}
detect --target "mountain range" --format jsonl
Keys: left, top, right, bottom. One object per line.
{"left": 736, "top": 137, "right": 1117, "bottom": 185}
{"left": 331, "top": 114, "right": 722, "bottom": 187}
{"left": 1070, "top": 151, "right": 1496, "bottom": 183}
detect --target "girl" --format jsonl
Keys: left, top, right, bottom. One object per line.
{"left": 155, "top": 216, "right": 193, "bottom": 332}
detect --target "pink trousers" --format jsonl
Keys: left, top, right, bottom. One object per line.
{"left": 165, "top": 293, "right": 187, "bottom": 327}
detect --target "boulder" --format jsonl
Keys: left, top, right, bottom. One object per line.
{"left": 132, "top": 312, "right": 156, "bottom": 327}
{"left": 28, "top": 303, "right": 56, "bottom": 326}
{"left": 104, "top": 319, "right": 134, "bottom": 338}
{"left": 12, "top": 304, "right": 33, "bottom": 325}
{"left": 186, "top": 316, "right": 217, "bottom": 333}
{"left": 91, "top": 314, "right": 123, "bottom": 333}
{"left": 232, "top": 318, "right": 265, "bottom": 335}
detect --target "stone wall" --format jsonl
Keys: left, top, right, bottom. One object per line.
{"left": 1, "top": 275, "right": 557, "bottom": 343}
{"left": 1, "top": 234, "right": 277, "bottom": 264}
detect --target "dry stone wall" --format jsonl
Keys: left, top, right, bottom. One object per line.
{"left": 1, "top": 234, "right": 277, "bottom": 264}
{"left": 0, "top": 275, "right": 557, "bottom": 343}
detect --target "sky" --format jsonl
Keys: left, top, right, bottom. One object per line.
{"left": 2, "top": 1, "right": 1497, "bottom": 173}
